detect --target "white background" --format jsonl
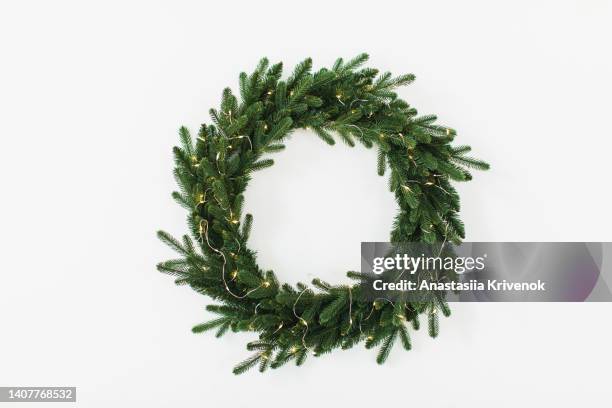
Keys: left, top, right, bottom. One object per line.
{"left": 1, "top": 0, "right": 611, "bottom": 406}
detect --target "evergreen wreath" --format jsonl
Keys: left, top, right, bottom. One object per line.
{"left": 157, "top": 54, "right": 489, "bottom": 374}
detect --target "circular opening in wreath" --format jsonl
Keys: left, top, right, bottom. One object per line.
{"left": 243, "top": 129, "right": 398, "bottom": 286}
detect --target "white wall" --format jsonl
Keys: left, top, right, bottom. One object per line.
{"left": 1, "top": 0, "right": 611, "bottom": 406}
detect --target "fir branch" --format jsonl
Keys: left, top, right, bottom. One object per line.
{"left": 342, "top": 53, "right": 369, "bottom": 72}
{"left": 287, "top": 58, "right": 312, "bottom": 89}
{"left": 178, "top": 126, "right": 194, "bottom": 156}
{"left": 192, "top": 317, "right": 229, "bottom": 333}
{"left": 319, "top": 292, "right": 347, "bottom": 325}
{"left": 233, "top": 353, "right": 263, "bottom": 375}
{"left": 428, "top": 309, "right": 440, "bottom": 338}
{"left": 376, "top": 329, "right": 398, "bottom": 364}
{"left": 312, "top": 127, "right": 335, "bottom": 145}
{"left": 241, "top": 214, "right": 253, "bottom": 241}
{"left": 250, "top": 159, "right": 274, "bottom": 172}
{"left": 157, "top": 230, "right": 188, "bottom": 255}
{"left": 451, "top": 155, "right": 490, "bottom": 170}
{"left": 398, "top": 324, "right": 412, "bottom": 350}
{"left": 377, "top": 148, "right": 386, "bottom": 176}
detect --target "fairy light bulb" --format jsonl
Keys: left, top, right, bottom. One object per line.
{"left": 262, "top": 280, "right": 270, "bottom": 288}
{"left": 230, "top": 270, "right": 238, "bottom": 279}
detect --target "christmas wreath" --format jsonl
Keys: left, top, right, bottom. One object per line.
{"left": 157, "top": 54, "right": 489, "bottom": 374}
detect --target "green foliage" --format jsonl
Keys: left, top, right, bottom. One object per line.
{"left": 250, "top": 159, "right": 274, "bottom": 172}
{"left": 233, "top": 353, "right": 265, "bottom": 375}
{"left": 158, "top": 54, "right": 489, "bottom": 374}
{"left": 398, "top": 324, "right": 412, "bottom": 350}
{"left": 192, "top": 317, "right": 229, "bottom": 333}
{"left": 312, "top": 127, "right": 335, "bottom": 145}
{"left": 428, "top": 309, "right": 440, "bottom": 338}
{"left": 376, "top": 329, "right": 398, "bottom": 364}
{"left": 319, "top": 292, "right": 347, "bottom": 325}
